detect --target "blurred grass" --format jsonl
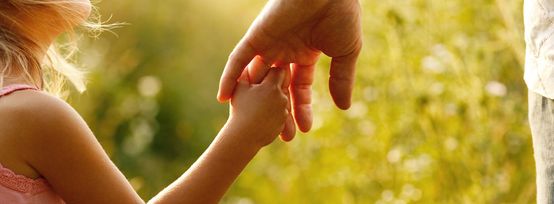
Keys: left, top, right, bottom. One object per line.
{"left": 69, "top": 0, "right": 531, "bottom": 203}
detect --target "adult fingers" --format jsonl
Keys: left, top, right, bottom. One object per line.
{"left": 247, "top": 56, "right": 271, "bottom": 84}
{"left": 290, "top": 63, "right": 314, "bottom": 132}
{"left": 217, "top": 39, "right": 257, "bottom": 102}
{"left": 329, "top": 48, "right": 360, "bottom": 110}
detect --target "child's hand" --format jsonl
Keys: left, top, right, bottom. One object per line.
{"left": 227, "top": 67, "right": 290, "bottom": 148}
{"left": 245, "top": 57, "right": 296, "bottom": 142}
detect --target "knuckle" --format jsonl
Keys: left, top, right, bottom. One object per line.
{"left": 269, "top": 83, "right": 281, "bottom": 91}
{"left": 282, "top": 110, "right": 289, "bottom": 119}
{"left": 265, "top": 85, "right": 282, "bottom": 96}
{"left": 277, "top": 94, "right": 288, "bottom": 106}
{"left": 260, "top": 81, "right": 274, "bottom": 90}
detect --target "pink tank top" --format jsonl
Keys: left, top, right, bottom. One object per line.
{"left": 0, "top": 84, "right": 65, "bottom": 204}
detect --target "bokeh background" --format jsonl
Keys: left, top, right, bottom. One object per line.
{"left": 69, "top": 0, "right": 530, "bottom": 203}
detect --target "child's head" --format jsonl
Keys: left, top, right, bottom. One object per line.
{"left": 0, "top": 0, "right": 94, "bottom": 95}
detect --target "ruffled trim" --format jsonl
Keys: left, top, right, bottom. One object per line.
{"left": 0, "top": 163, "right": 50, "bottom": 194}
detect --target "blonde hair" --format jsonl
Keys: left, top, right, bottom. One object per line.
{"left": 0, "top": 0, "right": 107, "bottom": 96}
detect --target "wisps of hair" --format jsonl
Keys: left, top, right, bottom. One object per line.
{"left": 0, "top": 0, "right": 116, "bottom": 97}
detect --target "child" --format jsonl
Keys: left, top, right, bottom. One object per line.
{"left": 0, "top": 0, "right": 290, "bottom": 203}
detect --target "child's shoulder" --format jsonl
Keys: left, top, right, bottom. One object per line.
{"left": 0, "top": 90, "right": 82, "bottom": 138}
{"left": 0, "top": 90, "right": 75, "bottom": 119}
{"left": 0, "top": 90, "right": 85, "bottom": 178}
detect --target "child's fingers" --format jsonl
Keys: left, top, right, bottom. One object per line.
{"left": 238, "top": 68, "right": 250, "bottom": 83}
{"left": 280, "top": 117, "right": 296, "bottom": 142}
{"left": 262, "top": 66, "right": 286, "bottom": 86}
{"left": 217, "top": 38, "right": 256, "bottom": 102}
{"left": 280, "top": 88, "right": 296, "bottom": 141}
{"left": 247, "top": 56, "right": 271, "bottom": 84}
{"left": 233, "top": 78, "right": 251, "bottom": 95}
{"left": 280, "top": 112, "right": 296, "bottom": 142}
{"left": 229, "top": 80, "right": 250, "bottom": 108}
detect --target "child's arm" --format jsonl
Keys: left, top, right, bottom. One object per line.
{"left": 20, "top": 68, "right": 289, "bottom": 204}
{"left": 149, "top": 68, "right": 290, "bottom": 203}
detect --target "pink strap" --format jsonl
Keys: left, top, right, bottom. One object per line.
{"left": 0, "top": 84, "right": 38, "bottom": 97}
{"left": 0, "top": 84, "right": 50, "bottom": 195}
{"left": 0, "top": 84, "right": 45, "bottom": 194}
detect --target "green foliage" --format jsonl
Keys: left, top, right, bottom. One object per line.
{"left": 71, "top": 0, "right": 531, "bottom": 203}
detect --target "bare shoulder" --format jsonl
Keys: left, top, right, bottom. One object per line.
{"left": 0, "top": 90, "right": 81, "bottom": 131}
{"left": 0, "top": 90, "right": 90, "bottom": 178}
{"left": 0, "top": 90, "right": 91, "bottom": 155}
{"left": 0, "top": 91, "right": 139, "bottom": 203}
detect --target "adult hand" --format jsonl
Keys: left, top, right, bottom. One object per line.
{"left": 218, "top": 0, "right": 362, "bottom": 139}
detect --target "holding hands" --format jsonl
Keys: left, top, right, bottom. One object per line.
{"left": 0, "top": 0, "right": 364, "bottom": 203}
{"left": 218, "top": 0, "right": 363, "bottom": 139}
{"left": 155, "top": 1, "right": 363, "bottom": 202}
{"left": 151, "top": 0, "right": 364, "bottom": 202}
{"left": 228, "top": 66, "right": 292, "bottom": 148}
